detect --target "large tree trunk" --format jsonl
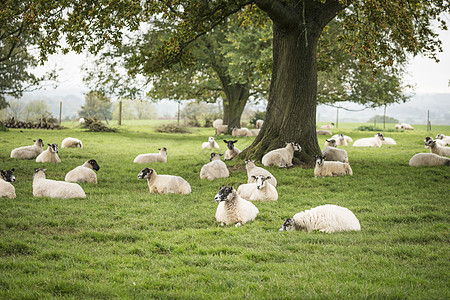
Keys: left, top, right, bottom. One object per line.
{"left": 222, "top": 83, "right": 249, "bottom": 130}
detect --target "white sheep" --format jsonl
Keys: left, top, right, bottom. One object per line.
{"left": 424, "top": 137, "right": 450, "bottom": 157}
{"left": 409, "top": 153, "right": 449, "bottom": 167}
{"left": 314, "top": 155, "right": 353, "bottom": 177}
{"left": 212, "top": 119, "right": 223, "bottom": 129}
{"left": 331, "top": 133, "right": 353, "bottom": 144}
{"left": 401, "top": 123, "right": 414, "bottom": 130}
{"left": 435, "top": 134, "right": 450, "bottom": 146}
{"left": 382, "top": 137, "right": 397, "bottom": 145}
{"left": 214, "top": 186, "right": 259, "bottom": 226}
{"left": 279, "top": 204, "right": 361, "bottom": 233}
{"left": 200, "top": 153, "right": 229, "bottom": 180}
{"left": 237, "top": 175, "right": 278, "bottom": 201}
{"left": 231, "top": 127, "right": 253, "bottom": 137}
{"left": 353, "top": 133, "right": 384, "bottom": 148}
{"left": 261, "top": 142, "right": 302, "bottom": 168}
{"left": 61, "top": 137, "right": 83, "bottom": 148}
{"left": 322, "top": 139, "right": 348, "bottom": 163}
{"left": 250, "top": 129, "right": 260, "bottom": 136}
{"left": 65, "top": 159, "right": 100, "bottom": 183}
{"left": 202, "top": 137, "right": 220, "bottom": 149}
{"left": 137, "top": 168, "right": 191, "bottom": 194}
{"left": 317, "top": 130, "right": 332, "bottom": 135}
{"left": 255, "top": 119, "right": 264, "bottom": 129}
{"left": 10, "top": 139, "right": 44, "bottom": 159}
{"left": 0, "top": 169, "right": 16, "bottom": 199}
{"left": 134, "top": 147, "right": 167, "bottom": 163}
{"left": 33, "top": 168, "right": 86, "bottom": 199}
{"left": 36, "top": 144, "right": 61, "bottom": 163}
{"left": 395, "top": 124, "right": 402, "bottom": 130}
{"left": 320, "top": 123, "right": 335, "bottom": 129}
{"left": 223, "top": 140, "right": 241, "bottom": 160}
{"left": 245, "top": 160, "right": 277, "bottom": 187}
{"left": 79, "top": 118, "right": 86, "bottom": 125}
{"left": 326, "top": 134, "right": 347, "bottom": 146}
{"left": 215, "top": 124, "right": 229, "bottom": 136}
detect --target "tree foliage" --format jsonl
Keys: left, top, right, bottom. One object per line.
{"left": 79, "top": 91, "right": 113, "bottom": 120}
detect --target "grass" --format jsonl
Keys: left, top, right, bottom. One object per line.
{"left": 1, "top": 122, "right": 449, "bottom": 298}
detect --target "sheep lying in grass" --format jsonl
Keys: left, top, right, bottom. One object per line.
{"left": 214, "top": 186, "right": 259, "bottom": 226}
{"left": 215, "top": 125, "right": 228, "bottom": 136}
{"left": 382, "top": 137, "right": 397, "bottom": 145}
{"left": 314, "top": 155, "right": 352, "bottom": 177}
{"left": 255, "top": 119, "right": 264, "bottom": 129}
{"left": 212, "top": 119, "right": 223, "bottom": 129}
{"left": 395, "top": 124, "right": 401, "bottom": 130}
{"left": 36, "top": 144, "right": 61, "bottom": 163}
{"left": 134, "top": 147, "right": 167, "bottom": 163}
{"left": 33, "top": 168, "right": 86, "bottom": 199}
{"left": 435, "top": 134, "right": 450, "bottom": 146}
{"left": 237, "top": 175, "right": 278, "bottom": 201}
{"left": 65, "top": 159, "right": 100, "bottom": 183}
{"left": 0, "top": 168, "right": 16, "bottom": 199}
{"left": 232, "top": 127, "right": 253, "bottom": 137}
{"left": 61, "top": 137, "right": 83, "bottom": 148}
{"left": 424, "top": 137, "right": 450, "bottom": 157}
{"left": 331, "top": 134, "right": 353, "bottom": 143}
{"left": 262, "top": 142, "right": 301, "bottom": 167}
{"left": 279, "top": 204, "right": 361, "bottom": 233}
{"left": 138, "top": 168, "right": 191, "bottom": 194}
{"left": 353, "top": 133, "right": 384, "bottom": 147}
{"left": 245, "top": 160, "right": 277, "bottom": 187}
{"left": 10, "top": 139, "right": 44, "bottom": 159}
{"left": 200, "top": 153, "right": 229, "bottom": 180}
{"left": 409, "top": 153, "right": 449, "bottom": 167}
{"left": 224, "top": 140, "right": 241, "bottom": 160}
{"left": 317, "top": 130, "right": 332, "bottom": 135}
{"left": 401, "top": 123, "right": 414, "bottom": 130}
{"left": 202, "top": 137, "right": 220, "bottom": 149}
{"left": 320, "top": 123, "right": 334, "bottom": 129}
{"left": 327, "top": 134, "right": 347, "bottom": 146}
{"left": 322, "top": 139, "right": 348, "bottom": 163}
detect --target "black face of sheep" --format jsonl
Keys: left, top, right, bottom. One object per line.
{"left": 224, "top": 140, "right": 238, "bottom": 150}
{"left": 34, "top": 139, "right": 44, "bottom": 147}
{"left": 0, "top": 168, "right": 15, "bottom": 182}
{"left": 210, "top": 153, "right": 222, "bottom": 162}
{"left": 48, "top": 144, "right": 59, "bottom": 153}
{"left": 290, "top": 142, "right": 302, "bottom": 152}
{"left": 215, "top": 186, "right": 234, "bottom": 203}
{"left": 89, "top": 159, "right": 100, "bottom": 171}
{"left": 158, "top": 147, "right": 167, "bottom": 153}
{"left": 424, "top": 137, "right": 434, "bottom": 146}
{"left": 376, "top": 133, "right": 385, "bottom": 140}
{"left": 436, "top": 134, "right": 444, "bottom": 140}
{"left": 313, "top": 155, "right": 325, "bottom": 166}
{"left": 279, "top": 218, "right": 295, "bottom": 231}
{"left": 137, "top": 168, "right": 153, "bottom": 180}
{"left": 326, "top": 139, "right": 336, "bottom": 147}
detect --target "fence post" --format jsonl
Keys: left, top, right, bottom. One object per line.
{"left": 59, "top": 102, "right": 62, "bottom": 124}
{"left": 336, "top": 107, "right": 339, "bottom": 128}
{"left": 118, "top": 101, "right": 122, "bottom": 126}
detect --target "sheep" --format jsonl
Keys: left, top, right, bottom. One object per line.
{"left": 212, "top": 119, "right": 223, "bottom": 129}
{"left": 137, "top": 167, "right": 191, "bottom": 194}
{"left": 424, "top": 137, "right": 450, "bottom": 157}
{"left": 223, "top": 140, "right": 241, "bottom": 160}
{"left": 322, "top": 139, "right": 348, "bottom": 163}
{"left": 36, "top": 144, "right": 61, "bottom": 163}
{"left": 326, "top": 134, "right": 347, "bottom": 146}
{"left": 134, "top": 147, "right": 167, "bottom": 163}
{"left": 79, "top": 117, "right": 86, "bottom": 125}
{"left": 10, "top": 139, "right": 44, "bottom": 159}
{"left": 200, "top": 153, "right": 229, "bottom": 180}
{"left": 65, "top": 159, "right": 100, "bottom": 183}
{"left": 0, "top": 168, "right": 16, "bottom": 199}
{"left": 409, "top": 153, "right": 450, "bottom": 167}
{"left": 435, "top": 134, "right": 450, "bottom": 146}
{"left": 61, "top": 137, "right": 83, "bottom": 148}
{"left": 395, "top": 124, "right": 402, "bottom": 130}
{"left": 237, "top": 175, "right": 278, "bottom": 201}
{"left": 231, "top": 127, "right": 253, "bottom": 137}
{"left": 353, "top": 133, "right": 384, "bottom": 148}
{"left": 33, "top": 168, "right": 86, "bottom": 199}
{"left": 214, "top": 186, "right": 259, "bottom": 226}
{"left": 202, "top": 137, "right": 220, "bottom": 149}
{"left": 331, "top": 133, "right": 353, "bottom": 143}
{"left": 245, "top": 160, "right": 277, "bottom": 187}
{"left": 261, "top": 142, "right": 302, "bottom": 168}
{"left": 250, "top": 129, "right": 260, "bottom": 136}
{"left": 317, "top": 130, "right": 332, "bottom": 135}
{"left": 401, "top": 123, "right": 414, "bottom": 130}
{"left": 382, "top": 137, "right": 397, "bottom": 145}
{"left": 313, "top": 155, "right": 352, "bottom": 177}
{"left": 320, "top": 123, "right": 334, "bottom": 129}
{"left": 215, "top": 125, "right": 229, "bottom": 136}
{"left": 255, "top": 119, "right": 264, "bottom": 129}
{"left": 279, "top": 204, "right": 361, "bottom": 233}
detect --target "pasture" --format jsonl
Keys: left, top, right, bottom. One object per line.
{"left": 1, "top": 121, "right": 449, "bottom": 298}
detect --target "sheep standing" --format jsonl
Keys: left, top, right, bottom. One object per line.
{"left": 245, "top": 160, "right": 277, "bottom": 187}
{"left": 409, "top": 153, "right": 449, "bottom": 167}
{"left": 231, "top": 127, "right": 253, "bottom": 137}
{"left": 322, "top": 139, "right": 348, "bottom": 163}
{"left": 33, "top": 168, "right": 86, "bottom": 199}
{"left": 223, "top": 140, "right": 241, "bottom": 160}
{"left": 255, "top": 119, "right": 264, "bottom": 129}
{"left": 212, "top": 119, "right": 223, "bottom": 129}
{"left": 279, "top": 204, "right": 361, "bottom": 233}
{"left": 61, "top": 137, "right": 83, "bottom": 148}
{"left": 424, "top": 138, "right": 450, "bottom": 157}
{"left": 261, "top": 142, "right": 302, "bottom": 168}
{"left": 237, "top": 175, "right": 278, "bottom": 201}
{"left": 0, "top": 169, "right": 16, "bottom": 199}
{"left": 137, "top": 168, "right": 191, "bottom": 194}
{"left": 36, "top": 144, "right": 61, "bottom": 163}
{"left": 200, "top": 153, "right": 229, "bottom": 180}
{"left": 314, "top": 155, "right": 352, "bottom": 177}
{"left": 353, "top": 133, "right": 384, "bottom": 147}
{"left": 202, "top": 137, "right": 220, "bottom": 149}
{"left": 214, "top": 186, "right": 259, "bottom": 226}
{"left": 320, "top": 123, "right": 334, "bottom": 129}
{"left": 134, "top": 147, "right": 167, "bottom": 163}
{"left": 65, "top": 159, "right": 100, "bottom": 183}
{"left": 10, "top": 139, "right": 44, "bottom": 159}
{"left": 215, "top": 125, "right": 229, "bottom": 136}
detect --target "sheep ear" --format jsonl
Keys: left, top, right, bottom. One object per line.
{"left": 233, "top": 140, "right": 238, "bottom": 143}
{"left": 251, "top": 175, "right": 257, "bottom": 180}
{"left": 158, "top": 148, "right": 161, "bottom": 150}
{"left": 266, "top": 176, "right": 271, "bottom": 180}
{"left": 219, "top": 154, "right": 223, "bottom": 156}
{"left": 223, "top": 140, "right": 228, "bottom": 143}
{"left": 11, "top": 168, "right": 15, "bottom": 171}
{"left": 48, "top": 144, "right": 51, "bottom": 146}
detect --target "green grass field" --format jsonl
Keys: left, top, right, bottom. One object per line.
{"left": 1, "top": 121, "right": 449, "bottom": 298}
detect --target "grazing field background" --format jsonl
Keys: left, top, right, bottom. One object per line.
{"left": 1, "top": 121, "right": 449, "bottom": 298}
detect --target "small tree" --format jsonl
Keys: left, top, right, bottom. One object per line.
{"left": 23, "top": 99, "right": 49, "bottom": 121}
{"left": 79, "top": 91, "right": 113, "bottom": 120}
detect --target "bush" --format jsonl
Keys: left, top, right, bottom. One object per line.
{"left": 155, "top": 123, "right": 191, "bottom": 134}
{"left": 356, "top": 125, "right": 395, "bottom": 132}
{"left": 249, "top": 111, "right": 266, "bottom": 127}
{"left": 81, "top": 117, "right": 117, "bottom": 132}
{"left": 367, "top": 115, "right": 399, "bottom": 124}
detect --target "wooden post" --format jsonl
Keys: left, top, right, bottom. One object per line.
{"left": 427, "top": 110, "right": 431, "bottom": 131}
{"left": 336, "top": 107, "right": 339, "bottom": 129}
{"left": 118, "top": 101, "right": 122, "bottom": 126}
{"left": 383, "top": 105, "right": 386, "bottom": 129}
{"left": 59, "top": 102, "right": 62, "bottom": 124}
{"left": 177, "top": 101, "right": 181, "bottom": 125}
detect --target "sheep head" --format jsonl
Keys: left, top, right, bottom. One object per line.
{"left": 279, "top": 218, "right": 296, "bottom": 231}
{"left": 0, "top": 168, "right": 15, "bottom": 182}
{"left": 214, "top": 186, "right": 235, "bottom": 203}
{"left": 137, "top": 168, "right": 155, "bottom": 180}
{"left": 88, "top": 159, "right": 100, "bottom": 171}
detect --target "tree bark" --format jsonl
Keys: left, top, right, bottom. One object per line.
{"left": 221, "top": 82, "right": 250, "bottom": 130}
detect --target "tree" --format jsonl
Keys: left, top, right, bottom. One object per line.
{"left": 23, "top": 99, "right": 50, "bottom": 121}
{"left": 79, "top": 91, "right": 113, "bottom": 120}
{"left": 111, "top": 99, "right": 158, "bottom": 120}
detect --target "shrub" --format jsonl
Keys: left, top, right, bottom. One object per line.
{"left": 357, "top": 125, "right": 395, "bottom": 132}
{"left": 81, "top": 117, "right": 117, "bottom": 132}
{"left": 249, "top": 111, "right": 266, "bottom": 127}
{"left": 155, "top": 123, "right": 191, "bottom": 134}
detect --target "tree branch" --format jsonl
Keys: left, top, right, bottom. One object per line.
{"left": 254, "top": 0, "right": 300, "bottom": 29}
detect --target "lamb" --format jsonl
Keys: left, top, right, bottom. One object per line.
{"left": 0, "top": 168, "right": 16, "bottom": 199}
{"left": 409, "top": 153, "right": 450, "bottom": 167}
{"left": 322, "top": 139, "right": 348, "bottom": 163}
{"left": 401, "top": 123, "right": 414, "bottom": 130}
{"left": 61, "top": 137, "right": 83, "bottom": 148}
{"left": 237, "top": 175, "right": 278, "bottom": 201}
{"left": 255, "top": 119, "right": 264, "bottom": 129}
{"left": 261, "top": 142, "right": 302, "bottom": 168}
{"left": 33, "top": 168, "right": 86, "bottom": 199}
{"left": 353, "top": 133, "right": 384, "bottom": 147}
{"left": 223, "top": 140, "right": 241, "bottom": 160}
{"left": 137, "top": 167, "right": 191, "bottom": 194}
{"left": 212, "top": 119, "right": 223, "bottom": 129}
{"left": 36, "top": 144, "right": 61, "bottom": 163}
{"left": 202, "top": 137, "right": 220, "bottom": 149}
{"left": 279, "top": 204, "right": 361, "bottom": 233}
{"left": 327, "top": 134, "right": 347, "bottom": 146}
{"left": 215, "top": 125, "right": 229, "bottom": 136}
{"left": 382, "top": 137, "right": 397, "bottom": 145}
{"left": 245, "top": 160, "right": 277, "bottom": 187}
{"left": 320, "top": 123, "right": 335, "bottom": 129}
{"left": 424, "top": 137, "right": 450, "bottom": 157}
{"left": 331, "top": 133, "right": 353, "bottom": 143}
{"left": 317, "top": 130, "right": 332, "bottom": 135}
{"left": 314, "top": 155, "right": 352, "bottom": 177}
{"left": 435, "top": 134, "right": 450, "bottom": 146}
{"left": 200, "top": 153, "right": 229, "bottom": 180}
{"left": 214, "top": 186, "right": 259, "bottom": 226}
{"left": 231, "top": 127, "right": 253, "bottom": 137}
{"left": 65, "top": 159, "right": 100, "bottom": 183}
{"left": 134, "top": 147, "right": 167, "bottom": 163}
{"left": 10, "top": 139, "right": 44, "bottom": 159}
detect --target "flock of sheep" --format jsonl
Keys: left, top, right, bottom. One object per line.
{"left": 2, "top": 124, "right": 449, "bottom": 233}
